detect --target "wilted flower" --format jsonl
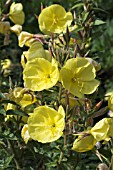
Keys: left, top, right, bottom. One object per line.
{"left": 23, "top": 58, "right": 59, "bottom": 91}
{"left": 60, "top": 57, "right": 100, "bottom": 98}
{"left": 0, "top": 22, "right": 10, "bottom": 34}
{"left": 21, "top": 124, "right": 31, "bottom": 144}
{"left": 72, "top": 133, "right": 96, "bottom": 152}
{"left": 38, "top": 4, "right": 73, "bottom": 34}
{"left": 10, "top": 24, "right": 22, "bottom": 35}
{"left": 18, "top": 31, "right": 34, "bottom": 47}
{"left": 1, "top": 59, "right": 11, "bottom": 70}
{"left": 12, "top": 87, "right": 37, "bottom": 108}
{"left": 9, "top": 2, "right": 25, "bottom": 25}
{"left": 28, "top": 105, "right": 65, "bottom": 143}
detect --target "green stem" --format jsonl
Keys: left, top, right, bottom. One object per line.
{"left": 7, "top": 140, "right": 21, "bottom": 170}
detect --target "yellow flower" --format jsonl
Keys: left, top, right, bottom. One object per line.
{"left": 38, "top": 4, "right": 73, "bottom": 34}
{"left": 106, "top": 118, "right": 113, "bottom": 138}
{"left": 18, "top": 31, "right": 34, "bottom": 47}
{"left": 60, "top": 58, "right": 100, "bottom": 98}
{"left": 23, "top": 58, "right": 59, "bottom": 91}
{"left": 22, "top": 41, "right": 51, "bottom": 65}
{"left": 10, "top": 24, "right": 22, "bottom": 35}
{"left": 0, "top": 22, "right": 10, "bottom": 34}
{"left": 19, "top": 93, "right": 37, "bottom": 108}
{"left": 72, "top": 133, "right": 96, "bottom": 152}
{"left": 13, "top": 87, "right": 37, "bottom": 108}
{"left": 21, "top": 124, "right": 31, "bottom": 144}
{"left": 90, "top": 118, "right": 110, "bottom": 141}
{"left": 9, "top": 2, "right": 25, "bottom": 25}
{"left": 28, "top": 105, "right": 65, "bottom": 143}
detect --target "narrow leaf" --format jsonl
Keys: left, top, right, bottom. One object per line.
{"left": 94, "top": 20, "right": 106, "bottom": 26}
{"left": 6, "top": 109, "right": 28, "bottom": 117}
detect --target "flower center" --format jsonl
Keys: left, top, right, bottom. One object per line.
{"left": 53, "top": 15, "right": 58, "bottom": 25}
{"left": 52, "top": 123, "right": 56, "bottom": 128}
{"left": 47, "top": 74, "right": 50, "bottom": 78}
{"left": 72, "top": 77, "right": 77, "bottom": 82}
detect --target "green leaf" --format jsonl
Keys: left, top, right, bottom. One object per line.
{"left": 0, "top": 105, "right": 6, "bottom": 115}
{"left": 94, "top": 20, "right": 106, "bottom": 26}
{"left": 0, "top": 92, "right": 7, "bottom": 100}
{"left": 0, "top": 100, "right": 20, "bottom": 106}
{"left": 82, "top": 12, "right": 89, "bottom": 23}
{"left": 6, "top": 109, "right": 28, "bottom": 117}
{"left": 3, "top": 155, "right": 14, "bottom": 169}
{"left": 70, "top": 3, "right": 84, "bottom": 10}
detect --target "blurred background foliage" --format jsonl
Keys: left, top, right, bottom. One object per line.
{"left": 0, "top": 0, "right": 113, "bottom": 169}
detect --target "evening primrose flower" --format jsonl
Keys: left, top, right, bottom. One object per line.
{"left": 23, "top": 58, "right": 59, "bottom": 91}
{"left": 28, "top": 105, "right": 65, "bottom": 143}
{"left": 9, "top": 2, "right": 25, "bottom": 25}
{"left": 60, "top": 58, "right": 100, "bottom": 98}
{"left": 90, "top": 118, "right": 110, "bottom": 141}
{"left": 0, "top": 22, "right": 10, "bottom": 34}
{"left": 38, "top": 4, "right": 73, "bottom": 34}
{"left": 72, "top": 133, "right": 96, "bottom": 152}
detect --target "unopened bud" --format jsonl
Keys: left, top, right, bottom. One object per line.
{"left": 96, "top": 163, "right": 108, "bottom": 170}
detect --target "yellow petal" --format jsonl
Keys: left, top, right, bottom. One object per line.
{"left": 21, "top": 124, "right": 31, "bottom": 144}
{"left": 60, "top": 58, "right": 99, "bottom": 97}
{"left": 38, "top": 4, "right": 73, "bottom": 34}
{"left": 23, "top": 58, "right": 59, "bottom": 91}
{"left": 108, "top": 93, "right": 113, "bottom": 112}
{"left": 23, "top": 42, "right": 51, "bottom": 62}
{"left": 72, "top": 134, "right": 96, "bottom": 152}
{"left": 18, "top": 31, "right": 33, "bottom": 47}
{"left": 60, "top": 67, "right": 84, "bottom": 98}
{"left": 28, "top": 106, "right": 65, "bottom": 143}
{"left": 10, "top": 24, "right": 22, "bottom": 35}
{"left": 58, "top": 105, "right": 65, "bottom": 118}
{"left": 9, "top": 11, "right": 25, "bottom": 25}
{"left": 106, "top": 118, "right": 113, "bottom": 138}
{"left": 90, "top": 118, "right": 110, "bottom": 141}
{"left": 81, "top": 79, "right": 100, "bottom": 94}
{"left": 9, "top": 2, "right": 25, "bottom": 25}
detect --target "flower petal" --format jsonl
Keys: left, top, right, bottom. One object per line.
{"left": 28, "top": 106, "right": 65, "bottom": 143}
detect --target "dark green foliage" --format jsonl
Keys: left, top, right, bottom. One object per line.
{"left": 0, "top": 0, "right": 113, "bottom": 169}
